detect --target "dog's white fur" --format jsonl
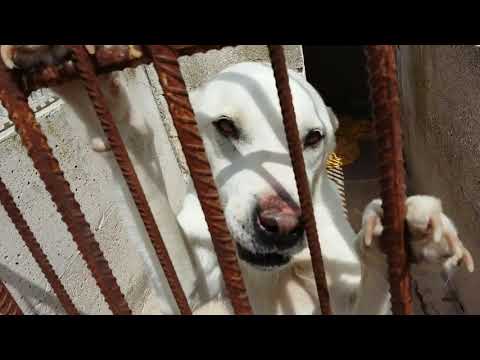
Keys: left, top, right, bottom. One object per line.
{"left": 174, "top": 63, "right": 473, "bottom": 315}
{"left": 27, "top": 57, "right": 473, "bottom": 315}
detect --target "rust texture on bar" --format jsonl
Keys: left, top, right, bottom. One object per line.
{"left": 0, "top": 175, "right": 79, "bottom": 315}
{"left": 67, "top": 45, "right": 192, "bottom": 315}
{"left": 146, "top": 45, "right": 253, "bottom": 315}
{"left": 0, "top": 61, "right": 132, "bottom": 315}
{"left": 20, "top": 45, "right": 237, "bottom": 94}
{"left": 365, "top": 45, "right": 413, "bottom": 315}
{"left": 0, "top": 279, "right": 23, "bottom": 315}
{"left": 268, "top": 45, "right": 332, "bottom": 315}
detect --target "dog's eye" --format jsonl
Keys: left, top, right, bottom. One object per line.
{"left": 304, "top": 129, "right": 324, "bottom": 148}
{"left": 213, "top": 117, "right": 240, "bottom": 140}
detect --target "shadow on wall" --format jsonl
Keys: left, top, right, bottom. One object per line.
{"left": 0, "top": 263, "right": 86, "bottom": 315}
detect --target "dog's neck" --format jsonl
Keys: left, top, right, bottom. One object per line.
{"left": 237, "top": 249, "right": 321, "bottom": 315}
{"left": 238, "top": 259, "right": 291, "bottom": 314}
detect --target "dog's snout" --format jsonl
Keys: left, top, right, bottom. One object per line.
{"left": 255, "top": 194, "right": 304, "bottom": 249}
{"left": 258, "top": 209, "right": 300, "bottom": 236}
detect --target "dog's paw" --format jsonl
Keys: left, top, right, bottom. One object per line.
{"left": 360, "top": 196, "right": 474, "bottom": 274}
{"left": 360, "top": 199, "right": 384, "bottom": 253}
{"left": 0, "top": 45, "right": 100, "bottom": 71}
{"left": 406, "top": 195, "right": 474, "bottom": 274}
{"left": 0, "top": 45, "right": 75, "bottom": 70}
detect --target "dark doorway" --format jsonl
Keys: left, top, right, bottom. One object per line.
{"left": 302, "top": 46, "right": 371, "bottom": 118}
{"left": 302, "top": 46, "right": 378, "bottom": 232}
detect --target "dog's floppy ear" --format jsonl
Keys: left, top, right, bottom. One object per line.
{"left": 326, "top": 106, "right": 339, "bottom": 133}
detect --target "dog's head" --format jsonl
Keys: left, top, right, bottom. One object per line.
{"left": 189, "top": 62, "right": 338, "bottom": 270}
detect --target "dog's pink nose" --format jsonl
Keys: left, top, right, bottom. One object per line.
{"left": 257, "top": 195, "right": 302, "bottom": 236}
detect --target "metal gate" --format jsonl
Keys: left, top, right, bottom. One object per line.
{"left": 0, "top": 45, "right": 412, "bottom": 315}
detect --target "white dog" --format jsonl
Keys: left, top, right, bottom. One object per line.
{"left": 176, "top": 62, "right": 475, "bottom": 315}
{"left": 1, "top": 47, "right": 474, "bottom": 315}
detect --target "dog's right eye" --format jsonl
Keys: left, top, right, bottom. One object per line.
{"left": 213, "top": 117, "right": 240, "bottom": 140}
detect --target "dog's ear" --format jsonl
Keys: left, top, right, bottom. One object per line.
{"left": 326, "top": 106, "right": 339, "bottom": 133}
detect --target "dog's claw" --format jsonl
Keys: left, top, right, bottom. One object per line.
{"left": 360, "top": 199, "right": 384, "bottom": 252}
{"left": 85, "top": 45, "right": 96, "bottom": 55}
{"left": 1, "top": 45, "right": 15, "bottom": 69}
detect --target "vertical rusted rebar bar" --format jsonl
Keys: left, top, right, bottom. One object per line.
{"left": 0, "top": 61, "right": 131, "bottom": 315}
{"left": 0, "top": 279, "right": 23, "bottom": 315}
{"left": 67, "top": 45, "right": 192, "bottom": 315}
{"left": 268, "top": 45, "right": 332, "bottom": 315}
{"left": 365, "top": 45, "right": 413, "bottom": 315}
{"left": 146, "top": 45, "right": 253, "bottom": 315}
{"left": 0, "top": 175, "right": 78, "bottom": 315}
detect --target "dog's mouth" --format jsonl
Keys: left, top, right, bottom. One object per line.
{"left": 236, "top": 244, "right": 291, "bottom": 270}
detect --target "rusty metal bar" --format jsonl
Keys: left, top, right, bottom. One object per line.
{"left": 146, "top": 45, "right": 253, "bottom": 315}
{"left": 21, "top": 45, "right": 237, "bottom": 94}
{"left": 67, "top": 45, "right": 192, "bottom": 315}
{"left": 0, "top": 175, "right": 79, "bottom": 315}
{"left": 365, "top": 45, "right": 413, "bottom": 315}
{"left": 268, "top": 45, "right": 332, "bottom": 315}
{"left": 0, "top": 279, "right": 23, "bottom": 315}
{"left": 0, "top": 61, "right": 132, "bottom": 315}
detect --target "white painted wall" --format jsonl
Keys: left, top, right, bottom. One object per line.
{"left": 0, "top": 45, "right": 305, "bottom": 314}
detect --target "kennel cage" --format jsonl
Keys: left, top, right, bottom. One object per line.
{"left": 0, "top": 45, "right": 412, "bottom": 315}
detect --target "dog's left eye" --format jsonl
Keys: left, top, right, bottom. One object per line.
{"left": 213, "top": 117, "right": 240, "bottom": 140}
{"left": 304, "top": 129, "right": 324, "bottom": 148}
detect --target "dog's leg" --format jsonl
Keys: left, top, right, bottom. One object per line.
{"left": 351, "top": 199, "right": 392, "bottom": 314}
{"left": 176, "top": 188, "right": 227, "bottom": 312}
{"left": 353, "top": 196, "right": 474, "bottom": 315}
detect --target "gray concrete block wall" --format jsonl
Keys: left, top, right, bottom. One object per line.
{"left": 0, "top": 45, "right": 305, "bottom": 314}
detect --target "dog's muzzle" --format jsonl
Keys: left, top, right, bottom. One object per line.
{"left": 236, "top": 193, "right": 306, "bottom": 269}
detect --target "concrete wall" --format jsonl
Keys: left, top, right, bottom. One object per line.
{"left": 0, "top": 45, "right": 304, "bottom": 314}
{"left": 398, "top": 45, "right": 480, "bottom": 314}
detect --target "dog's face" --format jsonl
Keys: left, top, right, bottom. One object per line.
{"left": 189, "top": 62, "right": 338, "bottom": 270}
